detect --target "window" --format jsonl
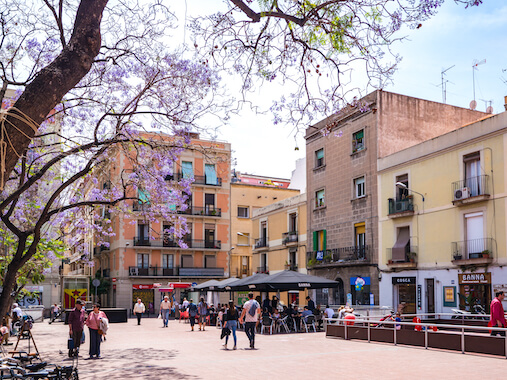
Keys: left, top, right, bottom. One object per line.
{"left": 181, "top": 254, "right": 193, "bottom": 268}
{"left": 315, "top": 148, "right": 324, "bottom": 168}
{"left": 465, "top": 212, "right": 484, "bottom": 258}
{"left": 355, "top": 222, "right": 366, "bottom": 259}
{"left": 352, "top": 129, "right": 365, "bottom": 153}
{"left": 137, "top": 253, "right": 149, "bottom": 268}
{"left": 182, "top": 161, "right": 193, "bottom": 178}
{"left": 313, "top": 230, "right": 327, "bottom": 252}
{"left": 396, "top": 174, "right": 409, "bottom": 201}
{"left": 205, "top": 224, "right": 216, "bottom": 248}
{"left": 162, "top": 254, "right": 174, "bottom": 269}
{"left": 289, "top": 213, "right": 297, "bottom": 233}
{"left": 205, "top": 193, "right": 215, "bottom": 214}
{"left": 138, "top": 189, "right": 150, "bottom": 205}
{"left": 238, "top": 206, "right": 249, "bottom": 218}
{"left": 392, "top": 226, "right": 410, "bottom": 262}
{"left": 464, "top": 152, "right": 481, "bottom": 196}
{"left": 315, "top": 189, "right": 325, "bottom": 208}
{"left": 137, "top": 223, "right": 149, "bottom": 243}
{"left": 237, "top": 232, "right": 249, "bottom": 246}
{"left": 354, "top": 176, "right": 365, "bottom": 198}
{"left": 205, "top": 163, "right": 217, "bottom": 185}
{"left": 205, "top": 255, "right": 216, "bottom": 268}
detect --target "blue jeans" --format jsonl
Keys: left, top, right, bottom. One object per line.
{"left": 245, "top": 322, "right": 256, "bottom": 347}
{"left": 161, "top": 309, "right": 170, "bottom": 327}
{"left": 88, "top": 328, "right": 101, "bottom": 357}
{"left": 225, "top": 320, "right": 237, "bottom": 346}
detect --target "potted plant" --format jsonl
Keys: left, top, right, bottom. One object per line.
{"left": 481, "top": 250, "right": 490, "bottom": 258}
{"left": 284, "top": 261, "right": 290, "bottom": 270}
{"left": 453, "top": 254, "right": 463, "bottom": 261}
{"left": 323, "top": 254, "right": 332, "bottom": 263}
{"left": 308, "top": 258, "right": 317, "bottom": 267}
{"left": 407, "top": 252, "right": 417, "bottom": 263}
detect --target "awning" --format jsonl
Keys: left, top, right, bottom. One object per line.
{"left": 392, "top": 228, "right": 410, "bottom": 262}
{"left": 158, "top": 282, "right": 192, "bottom": 291}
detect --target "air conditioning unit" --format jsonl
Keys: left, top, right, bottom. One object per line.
{"left": 454, "top": 187, "right": 471, "bottom": 201}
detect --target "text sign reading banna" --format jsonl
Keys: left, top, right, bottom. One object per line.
{"left": 458, "top": 273, "right": 491, "bottom": 284}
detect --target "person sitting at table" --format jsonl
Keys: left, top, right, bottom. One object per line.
{"left": 261, "top": 307, "right": 271, "bottom": 318}
{"left": 301, "top": 306, "right": 313, "bottom": 323}
{"left": 262, "top": 298, "right": 271, "bottom": 313}
{"left": 291, "top": 305, "right": 301, "bottom": 331}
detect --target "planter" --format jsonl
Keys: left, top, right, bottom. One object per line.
{"left": 453, "top": 255, "right": 463, "bottom": 261}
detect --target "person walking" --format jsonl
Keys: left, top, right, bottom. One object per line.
{"left": 85, "top": 303, "right": 107, "bottom": 359}
{"left": 197, "top": 297, "right": 208, "bottom": 331}
{"left": 160, "top": 296, "right": 171, "bottom": 328}
{"left": 188, "top": 299, "right": 198, "bottom": 331}
{"left": 68, "top": 299, "right": 86, "bottom": 357}
{"left": 223, "top": 301, "right": 239, "bottom": 350}
{"left": 239, "top": 293, "right": 260, "bottom": 349}
{"left": 490, "top": 291, "right": 506, "bottom": 336}
{"left": 133, "top": 298, "right": 145, "bottom": 325}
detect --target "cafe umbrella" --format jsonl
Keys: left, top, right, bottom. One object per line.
{"left": 244, "top": 270, "right": 339, "bottom": 291}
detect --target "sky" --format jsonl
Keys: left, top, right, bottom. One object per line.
{"left": 172, "top": 1, "right": 507, "bottom": 179}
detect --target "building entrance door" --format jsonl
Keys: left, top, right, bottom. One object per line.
{"left": 425, "top": 278, "right": 435, "bottom": 314}
{"left": 396, "top": 284, "right": 416, "bottom": 314}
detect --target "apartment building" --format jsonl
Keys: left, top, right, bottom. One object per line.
{"left": 230, "top": 179, "right": 300, "bottom": 278}
{"left": 91, "top": 132, "right": 231, "bottom": 312}
{"left": 251, "top": 193, "right": 307, "bottom": 305}
{"left": 378, "top": 111, "right": 507, "bottom": 314}
{"left": 305, "top": 90, "right": 488, "bottom": 307}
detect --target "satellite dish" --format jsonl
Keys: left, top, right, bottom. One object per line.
{"left": 469, "top": 100, "right": 477, "bottom": 110}
{"left": 486, "top": 106, "right": 493, "bottom": 114}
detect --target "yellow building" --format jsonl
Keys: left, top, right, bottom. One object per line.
{"left": 230, "top": 182, "right": 300, "bottom": 278}
{"left": 251, "top": 193, "right": 308, "bottom": 305}
{"left": 378, "top": 111, "right": 507, "bottom": 315}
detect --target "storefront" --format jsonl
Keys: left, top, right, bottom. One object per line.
{"left": 393, "top": 276, "right": 416, "bottom": 314}
{"left": 132, "top": 284, "right": 155, "bottom": 314}
{"left": 350, "top": 276, "right": 372, "bottom": 305}
{"left": 458, "top": 272, "right": 492, "bottom": 313}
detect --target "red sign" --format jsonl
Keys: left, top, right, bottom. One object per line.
{"left": 113, "top": 284, "right": 116, "bottom": 290}
{"left": 132, "top": 284, "right": 155, "bottom": 289}
{"left": 170, "top": 282, "right": 192, "bottom": 289}
{"left": 112, "top": 278, "right": 117, "bottom": 283}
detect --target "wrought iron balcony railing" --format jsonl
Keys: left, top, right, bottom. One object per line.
{"left": 165, "top": 172, "right": 222, "bottom": 187}
{"left": 307, "top": 245, "right": 370, "bottom": 266}
{"left": 386, "top": 246, "right": 418, "bottom": 264}
{"left": 388, "top": 198, "right": 414, "bottom": 215}
{"left": 254, "top": 237, "right": 268, "bottom": 249}
{"left": 451, "top": 238, "right": 494, "bottom": 261}
{"left": 133, "top": 237, "right": 221, "bottom": 250}
{"left": 451, "top": 175, "right": 490, "bottom": 201}
{"left": 282, "top": 231, "right": 298, "bottom": 245}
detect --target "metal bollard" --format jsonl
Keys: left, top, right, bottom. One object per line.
{"left": 461, "top": 327, "right": 465, "bottom": 354}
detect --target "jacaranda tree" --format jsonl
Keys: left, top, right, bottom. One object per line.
{"left": 0, "top": 0, "right": 481, "bottom": 316}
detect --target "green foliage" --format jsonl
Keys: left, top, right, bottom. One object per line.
{"left": 91, "top": 272, "right": 111, "bottom": 296}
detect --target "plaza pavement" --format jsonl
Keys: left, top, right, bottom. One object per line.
{"left": 22, "top": 317, "right": 506, "bottom": 380}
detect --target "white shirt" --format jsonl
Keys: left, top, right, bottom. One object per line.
{"left": 324, "top": 308, "right": 334, "bottom": 319}
{"left": 182, "top": 300, "right": 189, "bottom": 309}
{"left": 242, "top": 299, "right": 260, "bottom": 323}
{"left": 133, "top": 302, "right": 145, "bottom": 313}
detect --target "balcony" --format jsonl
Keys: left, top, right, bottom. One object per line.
{"left": 452, "top": 175, "right": 490, "bottom": 205}
{"left": 284, "top": 263, "right": 298, "bottom": 271}
{"left": 166, "top": 172, "right": 222, "bottom": 187}
{"left": 178, "top": 267, "right": 224, "bottom": 277}
{"left": 128, "top": 266, "right": 178, "bottom": 277}
{"left": 257, "top": 266, "right": 269, "bottom": 274}
{"left": 178, "top": 206, "right": 222, "bottom": 217}
{"left": 451, "top": 238, "right": 494, "bottom": 265}
{"left": 282, "top": 231, "right": 298, "bottom": 245}
{"left": 388, "top": 198, "right": 414, "bottom": 217}
{"left": 386, "top": 246, "right": 418, "bottom": 269}
{"left": 133, "top": 237, "right": 221, "bottom": 250}
{"left": 254, "top": 237, "right": 268, "bottom": 250}
{"left": 93, "top": 244, "right": 109, "bottom": 256}
{"left": 307, "top": 246, "right": 371, "bottom": 268}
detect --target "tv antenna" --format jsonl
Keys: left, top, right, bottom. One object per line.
{"left": 440, "top": 65, "right": 455, "bottom": 103}
{"left": 480, "top": 99, "right": 493, "bottom": 114}
{"left": 472, "top": 59, "right": 486, "bottom": 102}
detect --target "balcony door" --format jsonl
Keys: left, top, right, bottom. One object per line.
{"left": 138, "top": 223, "right": 149, "bottom": 245}
{"left": 465, "top": 212, "right": 484, "bottom": 258}
{"left": 137, "top": 253, "right": 149, "bottom": 269}
{"left": 205, "top": 193, "right": 215, "bottom": 214}
{"left": 205, "top": 224, "right": 215, "bottom": 248}
{"left": 289, "top": 213, "right": 297, "bottom": 233}
{"left": 260, "top": 221, "right": 267, "bottom": 246}
{"left": 464, "top": 152, "right": 481, "bottom": 196}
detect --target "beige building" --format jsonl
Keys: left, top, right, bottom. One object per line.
{"left": 230, "top": 181, "right": 299, "bottom": 278}
{"left": 251, "top": 193, "right": 307, "bottom": 305}
{"left": 306, "top": 90, "right": 487, "bottom": 306}
{"left": 378, "top": 111, "right": 507, "bottom": 314}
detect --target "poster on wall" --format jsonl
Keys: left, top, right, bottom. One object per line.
{"left": 64, "top": 289, "right": 87, "bottom": 309}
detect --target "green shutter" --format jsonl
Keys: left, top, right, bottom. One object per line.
{"left": 355, "top": 130, "right": 364, "bottom": 139}
{"left": 323, "top": 229, "right": 327, "bottom": 250}
{"left": 313, "top": 231, "right": 318, "bottom": 251}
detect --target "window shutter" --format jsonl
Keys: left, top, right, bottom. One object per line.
{"left": 323, "top": 230, "right": 327, "bottom": 250}
{"left": 313, "top": 231, "right": 318, "bottom": 251}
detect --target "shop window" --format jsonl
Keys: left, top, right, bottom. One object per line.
{"left": 352, "top": 129, "right": 365, "bottom": 153}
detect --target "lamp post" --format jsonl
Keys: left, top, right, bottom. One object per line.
{"left": 395, "top": 182, "right": 425, "bottom": 202}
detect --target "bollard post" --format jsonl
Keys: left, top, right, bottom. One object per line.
{"left": 505, "top": 330, "right": 507, "bottom": 360}
{"left": 344, "top": 321, "right": 348, "bottom": 340}
{"left": 425, "top": 327, "right": 428, "bottom": 349}
{"left": 368, "top": 319, "right": 371, "bottom": 343}
{"left": 394, "top": 323, "right": 397, "bottom": 346}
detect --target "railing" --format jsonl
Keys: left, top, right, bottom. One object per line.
{"left": 166, "top": 172, "right": 222, "bottom": 187}
{"left": 128, "top": 266, "right": 180, "bottom": 277}
{"left": 284, "top": 264, "right": 298, "bottom": 271}
{"left": 282, "top": 231, "right": 298, "bottom": 245}
{"left": 254, "top": 237, "right": 268, "bottom": 249}
{"left": 178, "top": 267, "right": 224, "bottom": 276}
{"left": 307, "top": 246, "right": 370, "bottom": 266}
{"left": 177, "top": 206, "right": 222, "bottom": 217}
{"left": 386, "top": 246, "right": 418, "bottom": 264}
{"left": 451, "top": 238, "right": 494, "bottom": 260}
{"left": 93, "top": 245, "right": 109, "bottom": 256}
{"left": 257, "top": 266, "right": 269, "bottom": 274}
{"left": 133, "top": 237, "right": 221, "bottom": 249}
{"left": 133, "top": 202, "right": 150, "bottom": 211}
{"left": 451, "top": 175, "right": 490, "bottom": 200}
{"left": 388, "top": 198, "right": 414, "bottom": 215}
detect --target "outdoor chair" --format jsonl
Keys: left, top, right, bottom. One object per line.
{"left": 278, "top": 316, "right": 290, "bottom": 333}
{"left": 179, "top": 311, "right": 189, "bottom": 323}
{"left": 303, "top": 315, "right": 317, "bottom": 333}
{"left": 261, "top": 316, "right": 274, "bottom": 335}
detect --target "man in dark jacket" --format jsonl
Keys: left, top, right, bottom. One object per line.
{"left": 306, "top": 296, "right": 315, "bottom": 312}
{"left": 68, "top": 300, "right": 86, "bottom": 357}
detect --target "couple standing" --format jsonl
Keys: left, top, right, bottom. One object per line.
{"left": 223, "top": 293, "right": 260, "bottom": 350}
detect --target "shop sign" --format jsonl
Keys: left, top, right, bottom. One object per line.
{"left": 298, "top": 283, "right": 311, "bottom": 287}
{"left": 417, "top": 285, "right": 422, "bottom": 309}
{"left": 392, "top": 277, "right": 416, "bottom": 285}
{"left": 132, "top": 284, "right": 155, "bottom": 289}
{"left": 458, "top": 273, "right": 491, "bottom": 284}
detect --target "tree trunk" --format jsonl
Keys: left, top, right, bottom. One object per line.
{"left": 3, "top": 0, "right": 108, "bottom": 186}
{"left": 0, "top": 258, "right": 24, "bottom": 320}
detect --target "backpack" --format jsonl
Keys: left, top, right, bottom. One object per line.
{"left": 188, "top": 303, "right": 198, "bottom": 316}
{"left": 248, "top": 301, "right": 258, "bottom": 317}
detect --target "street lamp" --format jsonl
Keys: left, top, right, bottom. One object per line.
{"left": 395, "top": 182, "right": 425, "bottom": 202}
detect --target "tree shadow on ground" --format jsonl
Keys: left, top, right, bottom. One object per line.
{"left": 42, "top": 348, "right": 196, "bottom": 380}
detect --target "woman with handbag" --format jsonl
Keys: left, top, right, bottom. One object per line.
{"left": 223, "top": 301, "right": 239, "bottom": 350}
{"left": 85, "top": 303, "right": 107, "bottom": 359}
